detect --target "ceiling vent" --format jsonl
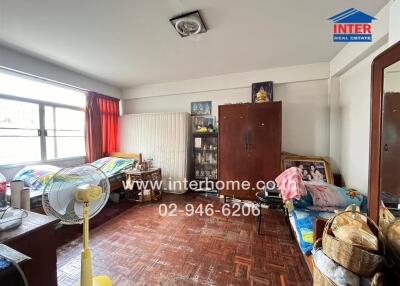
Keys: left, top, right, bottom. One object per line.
{"left": 170, "top": 10, "right": 207, "bottom": 37}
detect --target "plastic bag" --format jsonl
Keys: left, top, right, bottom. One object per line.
{"left": 332, "top": 205, "right": 379, "bottom": 252}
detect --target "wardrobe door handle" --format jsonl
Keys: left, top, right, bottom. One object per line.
{"left": 244, "top": 130, "right": 249, "bottom": 150}
{"left": 246, "top": 130, "right": 250, "bottom": 151}
{"left": 384, "top": 144, "right": 389, "bottom": 151}
{"left": 247, "top": 130, "right": 252, "bottom": 150}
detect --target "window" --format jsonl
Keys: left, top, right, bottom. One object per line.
{"left": 45, "top": 107, "right": 85, "bottom": 160}
{"left": 0, "top": 98, "right": 41, "bottom": 164}
{"left": 0, "top": 70, "right": 86, "bottom": 165}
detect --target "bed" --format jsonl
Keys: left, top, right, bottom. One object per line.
{"left": 285, "top": 182, "right": 367, "bottom": 274}
{"left": 11, "top": 152, "right": 142, "bottom": 211}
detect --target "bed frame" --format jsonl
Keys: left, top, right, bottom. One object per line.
{"left": 108, "top": 152, "right": 142, "bottom": 192}
{"left": 110, "top": 152, "right": 142, "bottom": 163}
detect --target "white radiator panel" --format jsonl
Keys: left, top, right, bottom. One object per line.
{"left": 119, "top": 112, "right": 190, "bottom": 193}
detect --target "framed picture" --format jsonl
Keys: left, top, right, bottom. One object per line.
{"left": 192, "top": 116, "right": 215, "bottom": 132}
{"left": 191, "top": 101, "right": 212, "bottom": 115}
{"left": 252, "top": 81, "right": 273, "bottom": 103}
{"left": 282, "top": 156, "right": 334, "bottom": 184}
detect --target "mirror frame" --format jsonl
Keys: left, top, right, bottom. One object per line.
{"left": 369, "top": 40, "right": 400, "bottom": 225}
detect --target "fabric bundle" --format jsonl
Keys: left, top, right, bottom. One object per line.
{"left": 312, "top": 247, "right": 360, "bottom": 286}
{"left": 275, "top": 167, "right": 306, "bottom": 201}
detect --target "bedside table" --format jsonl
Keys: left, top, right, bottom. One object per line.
{"left": 255, "top": 190, "right": 293, "bottom": 238}
{"left": 124, "top": 168, "right": 162, "bottom": 202}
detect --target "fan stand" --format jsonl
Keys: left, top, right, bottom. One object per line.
{"left": 78, "top": 201, "right": 112, "bottom": 286}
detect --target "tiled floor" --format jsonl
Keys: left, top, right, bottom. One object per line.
{"left": 57, "top": 193, "right": 311, "bottom": 286}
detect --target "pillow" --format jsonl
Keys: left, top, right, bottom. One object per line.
{"left": 93, "top": 157, "right": 136, "bottom": 177}
{"left": 91, "top": 157, "right": 113, "bottom": 169}
{"left": 14, "top": 165, "right": 61, "bottom": 191}
{"left": 305, "top": 182, "right": 364, "bottom": 208}
{"left": 293, "top": 191, "right": 314, "bottom": 208}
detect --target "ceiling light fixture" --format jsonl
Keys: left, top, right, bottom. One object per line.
{"left": 170, "top": 10, "right": 207, "bottom": 37}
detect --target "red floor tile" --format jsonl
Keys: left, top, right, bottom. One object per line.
{"left": 57, "top": 193, "right": 311, "bottom": 286}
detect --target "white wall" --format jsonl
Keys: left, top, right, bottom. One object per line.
{"left": 332, "top": 46, "right": 387, "bottom": 194}
{"left": 124, "top": 79, "right": 330, "bottom": 157}
{"left": 328, "top": 2, "right": 393, "bottom": 193}
{"left": 389, "top": 0, "right": 400, "bottom": 46}
{"left": 0, "top": 44, "right": 122, "bottom": 98}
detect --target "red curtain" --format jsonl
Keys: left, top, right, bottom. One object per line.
{"left": 84, "top": 92, "right": 120, "bottom": 162}
{"left": 98, "top": 95, "right": 120, "bottom": 156}
{"left": 85, "top": 92, "right": 102, "bottom": 162}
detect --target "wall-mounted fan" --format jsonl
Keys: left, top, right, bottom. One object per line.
{"left": 42, "top": 165, "right": 112, "bottom": 286}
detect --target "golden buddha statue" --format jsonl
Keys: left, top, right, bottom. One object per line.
{"left": 255, "top": 86, "right": 269, "bottom": 103}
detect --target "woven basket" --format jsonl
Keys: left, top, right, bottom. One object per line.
{"left": 322, "top": 210, "right": 385, "bottom": 277}
{"left": 313, "top": 239, "right": 383, "bottom": 286}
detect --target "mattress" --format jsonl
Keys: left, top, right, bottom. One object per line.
{"left": 13, "top": 157, "right": 136, "bottom": 192}
{"left": 289, "top": 208, "right": 335, "bottom": 255}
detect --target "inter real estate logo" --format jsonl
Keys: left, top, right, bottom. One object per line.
{"left": 328, "top": 8, "right": 376, "bottom": 42}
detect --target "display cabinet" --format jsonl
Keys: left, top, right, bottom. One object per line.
{"left": 191, "top": 132, "right": 218, "bottom": 192}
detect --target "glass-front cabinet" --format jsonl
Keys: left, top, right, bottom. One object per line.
{"left": 192, "top": 133, "right": 218, "bottom": 191}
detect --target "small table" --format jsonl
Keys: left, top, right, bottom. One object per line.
{"left": 124, "top": 168, "right": 162, "bottom": 202}
{"left": 0, "top": 211, "right": 59, "bottom": 286}
{"left": 256, "top": 190, "right": 293, "bottom": 238}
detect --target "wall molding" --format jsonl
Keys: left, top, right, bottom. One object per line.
{"left": 123, "top": 62, "right": 330, "bottom": 99}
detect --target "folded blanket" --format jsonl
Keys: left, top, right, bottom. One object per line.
{"left": 14, "top": 165, "right": 61, "bottom": 191}
{"left": 90, "top": 157, "right": 137, "bottom": 177}
{"left": 304, "top": 182, "right": 364, "bottom": 209}
{"left": 275, "top": 167, "right": 306, "bottom": 201}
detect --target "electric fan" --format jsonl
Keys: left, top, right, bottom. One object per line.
{"left": 42, "top": 165, "right": 112, "bottom": 286}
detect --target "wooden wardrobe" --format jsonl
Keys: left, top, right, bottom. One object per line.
{"left": 218, "top": 102, "right": 282, "bottom": 200}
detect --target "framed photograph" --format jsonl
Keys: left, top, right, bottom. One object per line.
{"left": 192, "top": 116, "right": 215, "bottom": 132}
{"left": 191, "top": 101, "right": 212, "bottom": 115}
{"left": 252, "top": 81, "right": 273, "bottom": 103}
{"left": 282, "top": 156, "right": 334, "bottom": 184}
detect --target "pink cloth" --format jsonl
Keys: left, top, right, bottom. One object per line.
{"left": 275, "top": 167, "right": 306, "bottom": 201}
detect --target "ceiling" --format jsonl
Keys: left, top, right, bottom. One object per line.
{"left": 0, "top": 0, "right": 389, "bottom": 88}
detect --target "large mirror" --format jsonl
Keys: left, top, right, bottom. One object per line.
{"left": 370, "top": 41, "right": 400, "bottom": 282}
{"left": 380, "top": 60, "right": 400, "bottom": 219}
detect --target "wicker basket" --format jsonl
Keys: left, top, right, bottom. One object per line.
{"left": 322, "top": 210, "right": 385, "bottom": 277}
{"left": 313, "top": 239, "right": 383, "bottom": 286}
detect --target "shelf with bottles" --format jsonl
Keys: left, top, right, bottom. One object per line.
{"left": 194, "top": 150, "right": 217, "bottom": 165}
{"left": 194, "top": 167, "right": 218, "bottom": 180}
{"left": 192, "top": 132, "right": 218, "bottom": 185}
